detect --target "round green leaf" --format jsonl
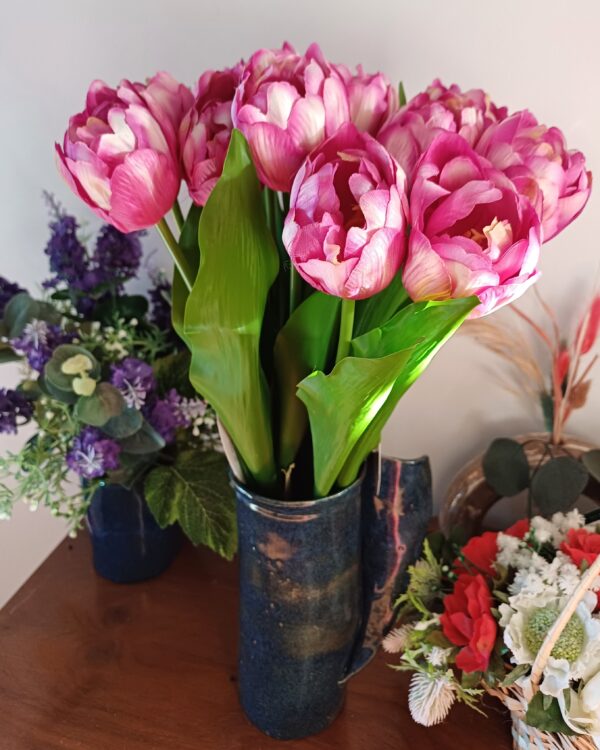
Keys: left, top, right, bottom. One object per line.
{"left": 119, "top": 421, "right": 165, "bottom": 454}
{"left": 101, "top": 407, "right": 143, "bottom": 439}
{"left": 74, "top": 383, "right": 125, "bottom": 427}
{"left": 2, "top": 292, "right": 60, "bottom": 338}
{"left": 482, "top": 438, "right": 530, "bottom": 497}
{"left": 583, "top": 450, "right": 600, "bottom": 484}
{"left": 38, "top": 374, "right": 79, "bottom": 405}
{"left": 531, "top": 456, "right": 589, "bottom": 515}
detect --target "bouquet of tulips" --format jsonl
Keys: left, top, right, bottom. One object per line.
{"left": 55, "top": 43, "right": 591, "bottom": 500}
{"left": 385, "top": 512, "right": 600, "bottom": 746}
{"left": 0, "top": 199, "right": 234, "bottom": 557}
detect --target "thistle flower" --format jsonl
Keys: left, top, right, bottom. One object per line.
{"left": 65, "top": 427, "right": 121, "bottom": 479}
{"left": 382, "top": 624, "right": 414, "bottom": 654}
{"left": 0, "top": 388, "right": 33, "bottom": 434}
{"left": 408, "top": 671, "right": 456, "bottom": 726}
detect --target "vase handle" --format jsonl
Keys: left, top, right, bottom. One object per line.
{"left": 341, "top": 451, "right": 432, "bottom": 682}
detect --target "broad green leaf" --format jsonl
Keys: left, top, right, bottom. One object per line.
{"left": 44, "top": 344, "right": 100, "bottom": 393}
{"left": 274, "top": 291, "right": 341, "bottom": 469}
{"left": 101, "top": 407, "right": 143, "bottom": 439}
{"left": 525, "top": 692, "right": 575, "bottom": 735}
{"left": 183, "top": 130, "right": 279, "bottom": 489}
{"left": 298, "top": 348, "right": 413, "bottom": 497}
{"left": 74, "top": 382, "right": 125, "bottom": 427}
{"left": 354, "top": 274, "right": 409, "bottom": 337}
{"left": 583, "top": 450, "right": 600, "bottom": 483}
{"left": 144, "top": 450, "right": 237, "bottom": 559}
{"left": 172, "top": 204, "right": 202, "bottom": 345}
{"left": 338, "top": 297, "right": 478, "bottom": 486}
{"left": 153, "top": 349, "right": 195, "bottom": 398}
{"left": 482, "top": 438, "right": 530, "bottom": 497}
{"left": 531, "top": 456, "right": 589, "bottom": 515}
{"left": 2, "top": 292, "right": 60, "bottom": 338}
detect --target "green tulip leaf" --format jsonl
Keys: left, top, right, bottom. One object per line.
{"left": 101, "top": 407, "right": 143, "bottom": 439}
{"left": 183, "top": 129, "right": 279, "bottom": 489}
{"left": 483, "top": 438, "right": 531, "bottom": 497}
{"left": 298, "top": 347, "right": 414, "bottom": 497}
{"left": 118, "top": 420, "right": 166, "bottom": 454}
{"left": 74, "top": 382, "right": 125, "bottom": 427}
{"left": 274, "top": 291, "right": 341, "bottom": 469}
{"left": 531, "top": 456, "right": 590, "bottom": 515}
{"left": 144, "top": 450, "right": 237, "bottom": 559}
{"left": 2, "top": 292, "right": 60, "bottom": 338}
{"left": 172, "top": 203, "right": 202, "bottom": 346}
{"left": 44, "top": 344, "right": 100, "bottom": 393}
{"left": 583, "top": 450, "right": 600, "bottom": 484}
{"left": 354, "top": 271, "right": 409, "bottom": 337}
{"left": 337, "top": 296, "right": 478, "bottom": 487}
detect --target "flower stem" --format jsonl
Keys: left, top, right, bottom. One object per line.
{"left": 155, "top": 218, "right": 194, "bottom": 292}
{"left": 172, "top": 200, "right": 185, "bottom": 232}
{"left": 290, "top": 267, "right": 302, "bottom": 315}
{"left": 336, "top": 299, "right": 355, "bottom": 363}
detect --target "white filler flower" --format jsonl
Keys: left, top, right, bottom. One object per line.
{"left": 408, "top": 672, "right": 456, "bottom": 726}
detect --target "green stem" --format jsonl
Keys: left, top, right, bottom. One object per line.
{"left": 335, "top": 299, "right": 355, "bottom": 363}
{"left": 155, "top": 219, "right": 194, "bottom": 293}
{"left": 172, "top": 200, "right": 185, "bottom": 232}
{"left": 289, "top": 266, "right": 302, "bottom": 315}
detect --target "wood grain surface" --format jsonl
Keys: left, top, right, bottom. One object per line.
{"left": 0, "top": 535, "right": 512, "bottom": 749}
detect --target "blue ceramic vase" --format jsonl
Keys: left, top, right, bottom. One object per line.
{"left": 235, "top": 453, "right": 432, "bottom": 740}
{"left": 87, "top": 482, "right": 181, "bottom": 584}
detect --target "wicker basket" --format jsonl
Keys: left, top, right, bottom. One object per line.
{"left": 487, "top": 555, "right": 600, "bottom": 749}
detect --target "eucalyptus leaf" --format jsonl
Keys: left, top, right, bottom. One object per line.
{"left": 2, "top": 292, "right": 60, "bottom": 338}
{"left": 483, "top": 438, "right": 531, "bottom": 497}
{"left": 274, "top": 291, "right": 341, "bottom": 469}
{"left": 38, "top": 374, "right": 79, "bottom": 405}
{"left": 74, "top": 382, "right": 125, "bottom": 427}
{"left": 337, "top": 297, "right": 478, "bottom": 487}
{"left": 298, "top": 347, "right": 414, "bottom": 497}
{"left": 525, "top": 692, "right": 575, "bottom": 735}
{"left": 583, "top": 450, "right": 600, "bottom": 483}
{"left": 144, "top": 450, "right": 237, "bottom": 559}
{"left": 183, "top": 130, "right": 279, "bottom": 489}
{"left": 118, "top": 420, "right": 165, "bottom": 454}
{"left": 101, "top": 407, "right": 143, "bottom": 439}
{"left": 531, "top": 456, "right": 589, "bottom": 515}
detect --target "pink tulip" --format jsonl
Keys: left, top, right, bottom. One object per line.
{"left": 475, "top": 111, "right": 592, "bottom": 241}
{"left": 404, "top": 132, "right": 541, "bottom": 317}
{"left": 332, "top": 63, "right": 398, "bottom": 134}
{"left": 180, "top": 63, "right": 244, "bottom": 206}
{"left": 282, "top": 123, "right": 408, "bottom": 300}
{"left": 56, "top": 73, "right": 193, "bottom": 232}
{"left": 378, "top": 79, "right": 507, "bottom": 178}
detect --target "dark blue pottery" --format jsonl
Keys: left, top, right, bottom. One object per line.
{"left": 235, "top": 453, "right": 432, "bottom": 740}
{"left": 87, "top": 482, "right": 181, "bottom": 584}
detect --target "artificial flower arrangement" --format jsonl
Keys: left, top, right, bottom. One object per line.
{"left": 54, "top": 43, "right": 592, "bottom": 502}
{"left": 384, "top": 511, "right": 600, "bottom": 748}
{"left": 0, "top": 198, "right": 235, "bottom": 558}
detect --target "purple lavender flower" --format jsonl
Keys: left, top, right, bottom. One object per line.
{"left": 93, "top": 226, "right": 144, "bottom": 286}
{"left": 0, "top": 277, "right": 25, "bottom": 318}
{"left": 0, "top": 388, "right": 34, "bottom": 434}
{"left": 43, "top": 214, "right": 88, "bottom": 289}
{"left": 66, "top": 427, "right": 121, "bottom": 480}
{"left": 110, "top": 357, "right": 156, "bottom": 410}
{"left": 148, "top": 274, "right": 172, "bottom": 331}
{"left": 148, "top": 389, "right": 189, "bottom": 444}
{"left": 11, "top": 320, "right": 73, "bottom": 372}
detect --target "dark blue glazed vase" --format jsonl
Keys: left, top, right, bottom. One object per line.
{"left": 235, "top": 453, "right": 432, "bottom": 740}
{"left": 87, "top": 483, "right": 181, "bottom": 584}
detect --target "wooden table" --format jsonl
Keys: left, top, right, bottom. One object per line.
{"left": 0, "top": 535, "right": 512, "bottom": 749}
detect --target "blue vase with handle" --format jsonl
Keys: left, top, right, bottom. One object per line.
{"left": 87, "top": 482, "right": 181, "bottom": 584}
{"left": 234, "top": 452, "right": 432, "bottom": 740}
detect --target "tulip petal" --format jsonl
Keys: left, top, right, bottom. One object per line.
{"left": 403, "top": 229, "right": 452, "bottom": 301}
{"left": 245, "top": 122, "right": 305, "bottom": 192}
{"left": 426, "top": 180, "right": 502, "bottom": 236}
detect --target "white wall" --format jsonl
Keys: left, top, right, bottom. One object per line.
{"left": 1, "top": 0, "right": 599, "bottom": 605}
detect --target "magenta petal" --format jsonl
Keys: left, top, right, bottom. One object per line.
{"left": 403, "top": 229, "right": 452, "bottom": 301}
{"left": 426, "top": 180, "right": 502, "bottom": 236}
{"left": 323, "top": 77, "right": 350, "bottom": 136}
{"left": 345, "top": 228, "right": 405, "bottom": 299}
{"left": 109, "top": 149, "right": 179, "bottom": 232}
{"left": 245, "top": 122, "right": 305, "bottom": 192}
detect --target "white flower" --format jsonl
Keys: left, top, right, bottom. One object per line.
{"left": 408, "top": 671, "right": 456, "bottom": 726}
{"left": 426, "top": 647, "right": 452, "bottom": 668}
{"left": 382, "top": 624, "right": 413, "bottom": 654}
{"left": 553, "top": 510, "right": 586, "bottom": 538}
{"left": 558, "top": 686, "right": 600, "bottom": 741}
{"left": 540, "top": 657, "right": 571, "bottom": 698}
{"left": 530, "top": 516, "right": 556, "bottom": 544}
